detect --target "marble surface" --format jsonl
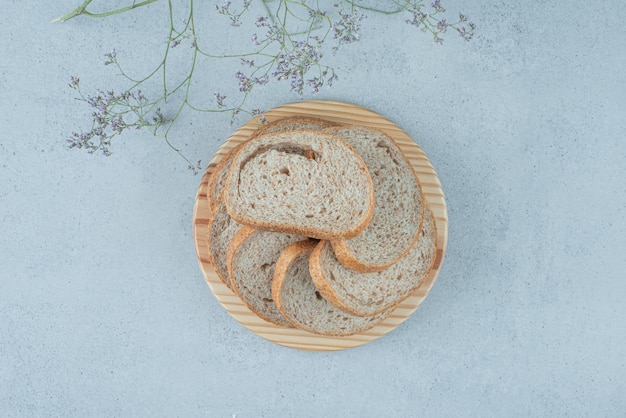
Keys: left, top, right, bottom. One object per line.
{"left": 1, "top": 1, "right": 625, "bottom": 416}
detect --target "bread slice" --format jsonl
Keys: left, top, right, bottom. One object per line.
{"left": 227, "top": 226, "right": 306, "bottom": 327}
{"left": 206, "top": 197, "right": 243, "bottom": 289}
{"left": 208, "top": 117, "right": 336, "bottom": 212}
{"left": 272, "top": 241, "right": 393, "bottom": 336}
{"left": 224, "top": 130, "right": 375, "bottom": 240}
{"left": 310, "top": 207, "right": 437, "bottom": 316}
{"left": 325, "top": 126, "right": 425, "bottom": 272}
{"left": 251, "top": 116, "right": 337, "bottom": 139}
{"left": 207, "top": 144, "right": 242, "bottom": 213}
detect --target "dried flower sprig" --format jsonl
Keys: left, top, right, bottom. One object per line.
{"left": 58, "top": 0, "right": 475, "bottom": 172}
{"left": 67, "top": 75, "right": 171, "bottom": 158}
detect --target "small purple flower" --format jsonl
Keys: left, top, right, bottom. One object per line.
{"left": 152, "top": 108, "right": 169, "bottom": 125}
{"left": 216, "top": 1, "right": 231, "bottom": 14}
{"left": 307, "top": 77, "right": 323, "bottom": 94}
{"left": 251, "top": 108, "right": 267, "bottom": 124}
{"left": 241, "top": 58, "right": 255, "bottom": 67}
{"left": 136, "top": 90, "right": 147, "bottom": 103}
{"left": 332, "top": 8, "right": 364, "bottom": 46}
{"left": 431, "top": 0, "right": 445, "bottom": 13}
{"left": 214, "top": 92, "right": 227, "bottom": 108}
{"left": 235, "top": 71, "right": 253, "bottom": 93}
{"left": 405, "top": 10, "right": 428, "bottom": 28}
{"left": 104, "top": 49, "right": 117, "bottom": 65}
{"left": 110, "top": 116, "right": 126, "bottom": 134}
{"left": 253, "top": 75, "right": 269, "bottom": 85}
{"left": 68, "top": 76, "right": 80, "bottom": 89}
{"left": 230, "top": 15, "right": 241, "bottom": 27}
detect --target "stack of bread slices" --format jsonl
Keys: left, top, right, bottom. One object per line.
{"left": 206, "top": 117, "right": 437, "bottom": 336}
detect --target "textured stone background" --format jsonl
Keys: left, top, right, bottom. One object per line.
{"left": 1, "top": 1, "right": 625, "bottom": 416}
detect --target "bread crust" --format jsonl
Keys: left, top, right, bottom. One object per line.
{"left": 206, "top": 196, "right": 243, "bottom": 289}
{"left": 329, "top": 203, "right": 425, "bottom": 273}
{"left": 251, "top": 116, "right": 337, "bottom": 139}
{"left": 210, "top": 117, "right": 336, "bottom": 212}
{"left": 271, "top": 240, "right": 318, "bottom": 316}
{"left": 225, "top": 225, "right": 256, "bottom": 293}
{"left": 224, "top": 129, "right": 376, "bottom": 240}
{"left": 207, "top": 144, "right": 243, "bottom": 213}
{"left": 325, "top": 125, "right": 427, "bottom": 273}
{"left": 309, "top": 240, "right": 370, "bottom": 316}
{"left": 274, "top": 240, "right": 391, "bottom": 336}
{"left": 226, "top": 225, "right": 295, "bottom": 327}
{"left": 309, "top": 209, "right": 438, "bottom": 316}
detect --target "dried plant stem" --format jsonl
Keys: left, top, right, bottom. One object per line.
{"left": 52, "top": 0, "right": 159, "bottom": 23}
{"left": 63, "top": 0, "right": 475, "bottom": 172}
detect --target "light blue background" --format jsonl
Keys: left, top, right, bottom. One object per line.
{"left": 1, "top": 1, "right": 625, "bottom": 416}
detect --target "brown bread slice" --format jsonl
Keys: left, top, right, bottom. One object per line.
{"left": 206, "top": 197, "right": 243, "bottom": 289}
{"left": 227, "top": 226, "right": 306, "bottom": 327}
{"left": 272, "top": 241, "right": 393, "bottom": 336}
{"left": 208, "top": 117, "right": 336, "bottom": 212}
{"left": 224, "top": 130, "right": 375, "bottom": 240}
{"left": 251, "top": 116, "right": 337, "bottom": 139}
{"left": 325, "top": 126, "right": 425, "bottom": 272}
{"left": 310, "top": 207, "right": 437, "bottom": 316}
{"left": 207, "top": 145, "right": 242, "bottom": 213}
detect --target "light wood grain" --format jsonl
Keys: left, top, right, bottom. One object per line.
{"left": 192, "top": 100, "right": 448, "bottom": 351}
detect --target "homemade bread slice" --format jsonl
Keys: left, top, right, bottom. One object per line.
{"left": 325, "top": 126, "right": 425, "bottom": 272}
{"left": 272, "top": 241, "right": 392, "bottom": 336}
{"left": 251, "top": 116, "right": 337, "bottom": 138}
{"left": 208, "top": 118, "right": 336, "bottom": 212}
{"left": 207, "top": 144, "right": 242, "bottom": 213}
{"left": 224, "top": 130, "right": 375, "bottom": 240}
{"left": 227, "top": 226, "right": 306, "bottom": 327}
{"left": 310, "top": 207, "right": 437, "bottom": 316}
{"left": 206, "top": 197, "right": 243, "bottom": 289}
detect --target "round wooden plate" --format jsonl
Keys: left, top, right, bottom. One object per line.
{"left": 192, "top": 100, "right": 448, "bottom": 351}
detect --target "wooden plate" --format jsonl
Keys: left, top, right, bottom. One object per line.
{"left": 192, "top": 100, "right": 448, "bottom": 351}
